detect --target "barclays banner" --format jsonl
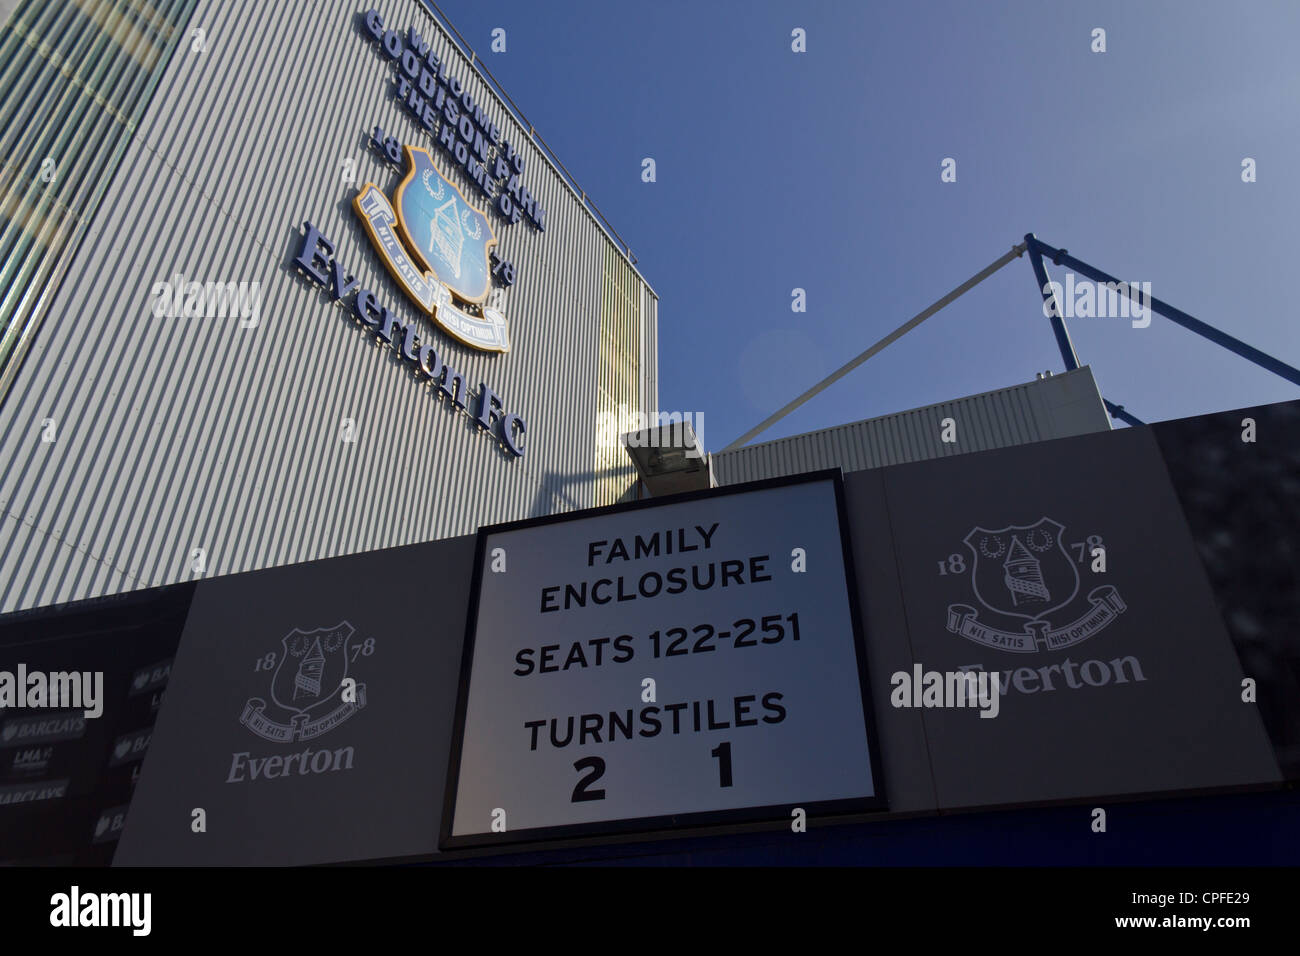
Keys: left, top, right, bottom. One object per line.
{"left": 0, "top": 588, "right": 191, "bottom": 865}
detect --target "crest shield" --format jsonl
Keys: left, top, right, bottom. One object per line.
{"left": 270, "top": 623, "right": 354, "bottom": 715}
{"left": 962, "top": 518, "right": 1079, "bottom": 622}
{"left": 394, "top": 146, "right": 495, "bottom": 304}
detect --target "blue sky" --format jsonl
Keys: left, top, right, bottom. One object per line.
{"left": 438, "top": 0, "right": 1300, "bottom": 449}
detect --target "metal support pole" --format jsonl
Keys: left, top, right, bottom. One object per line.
{"left": 1102, "top": 399, "right": 1144, "bottom": 427}
{"left": 1025, "top": 233, "right": 1081, "bottom": 372}
{"left": 722, "top": 243, "right": 1027, "bottom": 451}
{"left": 1027, "top": 237, "right": 1300, "bottom": 389}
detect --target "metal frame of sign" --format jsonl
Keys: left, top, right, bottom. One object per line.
{"left": 439, "top": 469, "right": 887, "bottom": 850}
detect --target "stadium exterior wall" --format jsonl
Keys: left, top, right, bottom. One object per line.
{"left": 0, "top": 0, "right": 657, "bottom": 613}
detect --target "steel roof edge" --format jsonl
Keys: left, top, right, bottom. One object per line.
{"left": 715, "top": 366, "right": 1103, "bottom": 458}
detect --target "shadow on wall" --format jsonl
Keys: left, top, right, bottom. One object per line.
{"left": 1153, "top": 400, "right": 1300, "bottom": 779}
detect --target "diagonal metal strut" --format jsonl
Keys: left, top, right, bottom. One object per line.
{"left": 722, "top": 242, "right": 1027, "bottom": 451}
{"left": 1025, "top": 235, "right": 1300, "bottom": 389}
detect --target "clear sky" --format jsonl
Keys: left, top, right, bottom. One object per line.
{"left": 437, "top": 0, "right": 1300, "bottom": 449}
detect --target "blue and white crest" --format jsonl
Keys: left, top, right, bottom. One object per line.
{"left": 394, "top": 146, "right": 495, "bottom": 304}
{"left": 353, "top": 146, "right": 510, "bottom": 351}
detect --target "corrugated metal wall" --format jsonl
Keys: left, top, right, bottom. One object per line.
{"left": 0, "top": 0, "right": 196, "bottom": 398}
{"left": 0, "top": 0, "right": 657, "bottom": 612}
{"left": 594, "top": 241, "right": 649, "bottom": 506}
{"left": 712, "top": 367, "right": 1111, "bottom": 485}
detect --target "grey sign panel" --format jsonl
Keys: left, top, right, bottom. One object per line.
{"left": 880, "top": 426, "right": 1281, "bottom": 809}
{"left": 840, "top": 470, "right": 938, "bottom": 815}
{"left": 114, "top": 536, "right": 475, "bottom": 866}
{"left": 443, "top": 472, "right": 885, "bottom": 847}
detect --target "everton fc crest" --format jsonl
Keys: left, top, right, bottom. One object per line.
{"left": 944, "top": 518, "right": 1126, "bottom": 654}
{"left": 240, "top": 622, "right": 367, "bottom": 743}
{"left": 353, "top": 145, "right": 510, "bottom": 352}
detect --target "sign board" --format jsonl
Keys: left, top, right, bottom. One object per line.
{"left": 442, "top": 472, "right": 885, "bottom": 848}
{"left": 877, "top": 426, "right": 1280, "bottom": 808}
{"left": 114, "top": 537, "right": 476, "bottom": 866}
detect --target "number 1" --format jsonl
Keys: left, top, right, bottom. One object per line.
{"left": 711, "top": 741, "right": 733, "bottom": 788}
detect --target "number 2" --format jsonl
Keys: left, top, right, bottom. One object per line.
{"left": 571, "top": 756, "right": 606, "bottom": 802}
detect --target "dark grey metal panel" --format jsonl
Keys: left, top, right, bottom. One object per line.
{"left": 841, "top": 469, "right": 938, "bottom": 815}
{"left": 0, "top": 0, "right": 656, "bottom": 612}
{"left": 114, "top": 534, "right": 477, "bottom": 866}
{"left": 712, "top": 367, "right": 1111, "bottom": 485}
{"left": 882, "top": 425, "right": 1280, "bottom": 807}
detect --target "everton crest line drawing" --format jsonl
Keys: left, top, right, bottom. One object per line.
{"left": 240, "top": 622, "right": 367, "bottom": 743}
{"left": 944, "top": 518, "right": 1126, "bottom": 654}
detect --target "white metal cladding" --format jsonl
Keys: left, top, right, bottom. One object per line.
{"left": 711, "top": 368, "right": 1111, "bottom": 486}
{"left": 644, "top": 288, "right": 657, "bottom": 417}
{"left": 0, "top": 0, "right": 656, "bottom": 612}
{"left": 0, "top": 0, "right": 197, "bottom": 397}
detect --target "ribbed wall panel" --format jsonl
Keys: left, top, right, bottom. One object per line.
{"left": 650, "top": 299, "right": 658, "bottom": 408}
{"left": 712, "top": 367, "right": 1111, "bottom": 486}
{"left": 0, "top": 0, "right": 196, "bottom": 396}
{"left": 0, "top": 0, "right": 657, "bottom": 612}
